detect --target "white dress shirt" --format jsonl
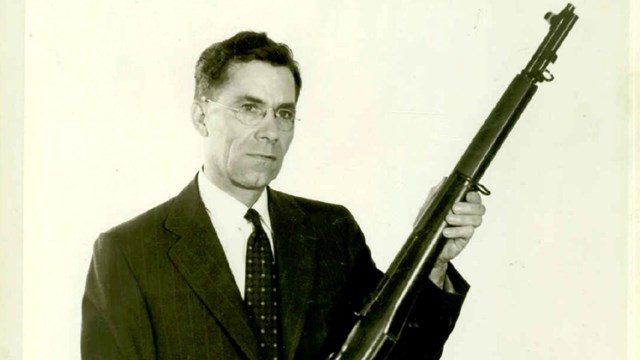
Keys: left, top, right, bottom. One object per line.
{"left": 197, "top": 170, "right": 275, "bottom": 298}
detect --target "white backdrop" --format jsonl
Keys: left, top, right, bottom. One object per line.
{"left": 21, "top": 0, "right": 630, "bottom": 359}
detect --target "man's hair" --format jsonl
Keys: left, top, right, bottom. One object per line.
{"left": 194, "top": 31, "right": 302, "bottom": 100}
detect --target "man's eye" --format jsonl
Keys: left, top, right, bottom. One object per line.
{"left": 276, "top": 109, "right": 295, "bottom": 120}
{"left": 239, "top": 103, "right": 261, "bottom": 113}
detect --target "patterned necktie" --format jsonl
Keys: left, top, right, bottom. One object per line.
{"left": 244, "top": 208, "right": 279, "bottom": 360}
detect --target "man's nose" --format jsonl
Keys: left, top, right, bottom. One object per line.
{"left": 255, "top": 109, "right": 279, "bottom": 142}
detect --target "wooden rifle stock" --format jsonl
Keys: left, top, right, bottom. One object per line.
{"left": 330, "top": 4, "right": 578, "bottom": 359}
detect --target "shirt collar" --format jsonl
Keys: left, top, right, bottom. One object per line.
{"left": 197, "top": 169, "right": 273, "bottom": 233}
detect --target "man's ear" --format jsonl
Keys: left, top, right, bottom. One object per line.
{"left": 191, "top": 102, "right": 209, "bottom": 137}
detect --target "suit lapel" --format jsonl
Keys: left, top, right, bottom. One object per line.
{"left": 268, "top": 189, "right": 318, "bottom": 360}
{"left": 165, "top": 179, "right": 260, "bottom": 360}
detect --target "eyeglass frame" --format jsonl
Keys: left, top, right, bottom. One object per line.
{"left": 200, "top": 97, "right": 299, "bottom": 132}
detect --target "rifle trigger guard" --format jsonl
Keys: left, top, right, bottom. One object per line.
{"left": 542, "top": 69, "right": 554, "bottom": 82}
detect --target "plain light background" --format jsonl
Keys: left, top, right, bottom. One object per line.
{"left": 15, "top": 0, "right": 632, "bottom": 359}
{"left": 0, "top": 0, "right": 24, "bottom": 360}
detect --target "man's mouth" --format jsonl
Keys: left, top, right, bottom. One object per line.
{"left": 248, "top": 154, "right": 277, "bottom": 161}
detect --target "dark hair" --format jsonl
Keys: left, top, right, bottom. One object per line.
{"left": 194, "top": 31, "right": 302, "bottom": 100}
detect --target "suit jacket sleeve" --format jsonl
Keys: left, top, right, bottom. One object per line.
{"left": 336, "top": 208, "right": 469, "bottom": 360}
{"left": 81, "top": 233, "right": 156, "bottom": 360}
{"left": 389, "top": 265, "right": 469, "bottom": 359}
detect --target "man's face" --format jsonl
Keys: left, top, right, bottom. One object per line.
{"left": 194, "top": 60, "right": 296, "bottom": 194}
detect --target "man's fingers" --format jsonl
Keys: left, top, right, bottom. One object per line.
{"left": 446, "top": 214, "right": 483, "bottom": 227}
{"left": 465, "top": 191, "right": 482, "bottom": 204}
{"left": 443, "top": 225, "right": 475, "bottom": 239}
{"left": 452, "top": 202, "right": 486, "bottom": 215}
{"left": 441, "top": 191, "right": 485, "bottom": 253}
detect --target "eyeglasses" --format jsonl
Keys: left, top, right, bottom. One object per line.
{"left": 202, "top": 98, "right": 298, "bottom": 132}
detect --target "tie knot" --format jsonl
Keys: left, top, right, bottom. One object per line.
{"left": 244, "top": 208, "right": 262, "bottom": 228}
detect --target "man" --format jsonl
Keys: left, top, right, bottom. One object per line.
{"left": 82, "top": 31, "right": 485, "bottom": 360}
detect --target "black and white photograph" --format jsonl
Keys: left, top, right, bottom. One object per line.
{"left": 0, "top": 0, "right": 637, "bottom": 359}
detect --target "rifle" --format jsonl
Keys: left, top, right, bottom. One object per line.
{"left": 331, "top": 4, "right": 578, "bottom": 359}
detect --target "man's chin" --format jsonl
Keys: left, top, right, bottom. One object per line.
{"left": 231, "top": 174, "right": 277, "bottom": 191}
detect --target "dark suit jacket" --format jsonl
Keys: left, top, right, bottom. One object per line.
{"left": 82, "top": 178, "right": 468, "bottom": 360}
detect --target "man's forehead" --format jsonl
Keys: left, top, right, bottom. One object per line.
{"left": 217, "top": 61, "right": 296, "bottom": 103}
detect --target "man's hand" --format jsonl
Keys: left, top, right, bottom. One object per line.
{"left": 440, "top": 190, "right": 485, "bottom": 262}
{"left": 418, "top": 178, "right": 486, "bottom": 289}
